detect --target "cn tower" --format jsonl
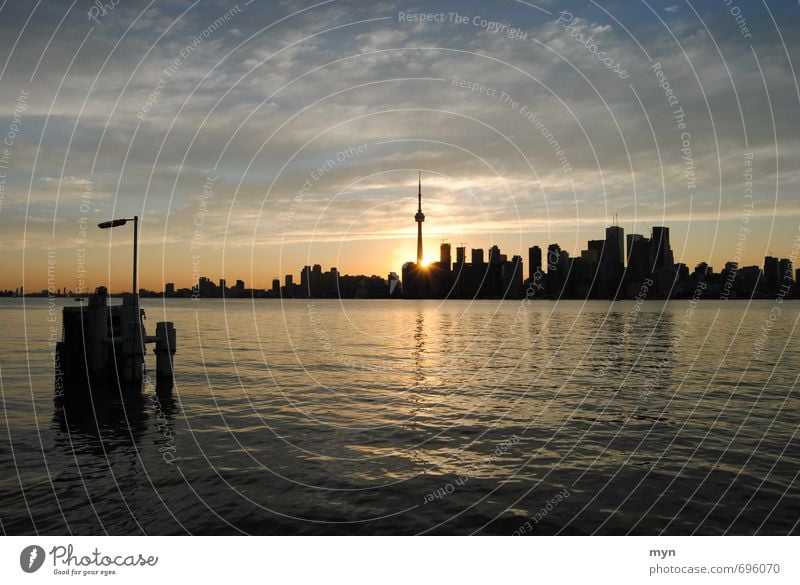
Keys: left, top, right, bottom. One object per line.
{"left": 415, "top": 172, "right": 425, "bottom": 265}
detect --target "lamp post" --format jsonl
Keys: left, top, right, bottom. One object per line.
{"left": 98, "top": 216, "right": 138, "bottom": 295}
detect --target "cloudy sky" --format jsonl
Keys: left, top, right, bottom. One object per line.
{"left": 1, "top": 0, "right": 799, "bottom": 291}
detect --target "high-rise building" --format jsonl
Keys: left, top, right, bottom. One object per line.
{"left": 322, "top": 267, "right": 340, "bottom": 297}
{"left": 763, "top": 256, "right": 779, "bottom": 290}
{"left": 165, "top": 282, "right": 175, "bottom": 295}
{"left": 300, "top": 265, "right": 311, "bottom": 296}
{"left": 650, "top": 226, "right": 673, "bottom": 270}
{"left": 587, "top": 239, "right": 605, "bottom": 255}
{"left": 605, "top": 226, "right": 624, "bottom": 266}
{"left": 580, "top": 248, "right": 599, "bottom": 266}
{"left": 547, "top": 243, "right": 561, "bottom": 272}
{"left": 440, "top": 243, "right": 451, "bottom": 270}
{"left": 456, "top": 246, "right": 466, "bottom": 266}
{"left": 271, "top": 279, "right": 280, "bottom": 296}
{"left": 311, "top": 264, "right": 323, "bottom": 295}
{"left": 198, "top": 276, "right": 216, "bottom": 297}
{"left": 546, "top": 244, "right": 562, "bottom": 295}
{"left": 528, "top": 246, "right": 542, "bottom": 281}
{"left": 471, "top": 248, "right": 485, "bottom": 265}
{"left": 626, "top": 234, "right": 641, "bottom": 261}
{"left": 502, "top": 255, "right": 524, "bottom": 298}
{"left": 626, "top": 234, "right": 650, "bottom": 280}
{"left": 779, "top": 258, "right": 793, "bottom": 283}
{"left": 488, "top": 245, "right": 505, "bottom": 265}
{"left": 602, "top": 225, "right": 625, "bottom": 295}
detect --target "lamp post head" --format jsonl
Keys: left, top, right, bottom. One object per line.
{"left": 98, "top": 219, "right": 129, "bottom": 229}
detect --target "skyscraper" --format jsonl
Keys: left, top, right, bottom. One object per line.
{"left": 547, "top": 243, "right": 561, "bottom": 272}
{"left": 626, "top": 234, "right": 649, "bottom": 281}
{"left": 528, "top": 246, "right": 542, "bottom": 281}
{"left": 651, "top": 226, "right": 673, "bottom": 270}
{"left": 605, "top": 226, "right": 624, "bottom": 270}
{"left": 440, "top": 242, "right": 451, "bottom": 269}
{"left": 602, "top": 225, "right": 625, "bottom": 297}
{"left": 311, "top": 264, "right": 323, "bottom": 296}
{"left": 779, "top": 258, "right": 793, "bottom": 283}
{"left": 300, "top": 266, "right": 311, "bottom": 296}
{"left": 764, "top": 256, "right": 779, "bottom": 289}
{"left": 489, "top": 245, "right": 505, "bottom": 265}
{"left": 456, "top": 246, "right": 466, "bottom": 266}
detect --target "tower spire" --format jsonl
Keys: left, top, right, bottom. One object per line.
{"left": 415, "top": 171, "right": 425, "bottom": 265}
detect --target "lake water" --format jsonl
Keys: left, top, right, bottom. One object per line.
{"left": 0, "top": 297, "right": 798, "bottom": 534}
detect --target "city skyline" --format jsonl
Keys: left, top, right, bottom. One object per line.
{"left": 9, "top": 212, "right": 796, "bottom": 302}
{"left": 6, "top": 171, "right": 800, "bottom": 296}
{"left": 6, "top": 172, "right": 800, "bottom": 292}
{"left": 2, "top": 2, "right": 800, "bottom": 291}
{"left": 3, "top": 0, "right": 800, "bottom": 545}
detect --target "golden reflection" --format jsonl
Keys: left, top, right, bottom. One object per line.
{"left": 413, "top": 310, "right": 425, "bottom": 388}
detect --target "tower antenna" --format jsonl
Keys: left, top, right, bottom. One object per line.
{"left": 415, "top": 171, "right": 425, "bottom": 265}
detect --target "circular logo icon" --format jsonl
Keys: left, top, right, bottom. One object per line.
{"left": 20, "top": 545, "right": 45, "bottom": 573}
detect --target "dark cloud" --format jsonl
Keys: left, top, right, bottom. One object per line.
{"left": 1, "top": 0, "right": 799, "bottom": 288}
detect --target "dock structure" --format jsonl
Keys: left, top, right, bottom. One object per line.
{"left": 54, "top": 215, "right": 176, "bottom": 401}
{"left": 55, "top": 288, "right": 176, "bottom": 400}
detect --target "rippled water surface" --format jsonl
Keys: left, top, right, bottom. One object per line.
{"left": 1, "top": 298, "right": 798, "bottom": 534}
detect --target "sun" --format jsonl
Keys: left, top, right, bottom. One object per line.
{"left": 418, "top": 256, "right": 435, "bottom": 268}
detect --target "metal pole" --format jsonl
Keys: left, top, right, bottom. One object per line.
{"left": 133, "top": 215, "right": 138, "bottom": 296}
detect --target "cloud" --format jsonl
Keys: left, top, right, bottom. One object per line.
{"left": 1, "top": 0, "right": 799, "bottom": 289}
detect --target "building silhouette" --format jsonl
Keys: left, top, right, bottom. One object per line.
{"left": 49, "top": 179, "right": 799, "bottom": 302}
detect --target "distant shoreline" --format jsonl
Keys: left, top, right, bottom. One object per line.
{"left": 3, "top": 295, "right": 797, "bottom": 302}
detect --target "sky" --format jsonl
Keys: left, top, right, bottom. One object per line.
{"left": 1, "top": 0, "right": 799, "bottom": 292}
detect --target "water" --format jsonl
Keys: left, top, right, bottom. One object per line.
{"left": 1, "top": 297, "right": 798, "bottom": 535}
